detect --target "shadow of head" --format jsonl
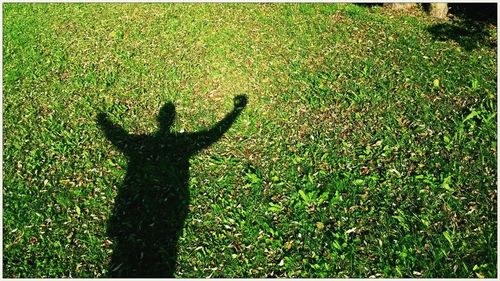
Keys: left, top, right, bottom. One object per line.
{"left": 158, "top": 102, "right": 176, "bottom": 133}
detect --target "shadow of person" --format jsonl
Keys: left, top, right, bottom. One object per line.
{"left": 97, "top": 95, "right": 248, "bottom": 277}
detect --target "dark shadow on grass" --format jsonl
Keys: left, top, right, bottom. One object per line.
{"left": 448, "top": 3, "right": 497, "bottom": 23}
{"left": 97, "top": 95, "right": 247, "bottom": 277}
{"left": 427, "top": 4, "right": 497, "bottom": 51}
{"left": 427, "top": 21, "right": 496, "bottom": 51}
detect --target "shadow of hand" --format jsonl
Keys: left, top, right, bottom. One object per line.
{"left": 234, "top": 94, "right": 248, "bottom": 109}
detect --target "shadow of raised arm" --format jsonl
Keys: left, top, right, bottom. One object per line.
{"left": 186, "top": 94, "right": 247, "bottom": 154}
{"left": 97, "top": 112, "right": 130, "bottom": 152}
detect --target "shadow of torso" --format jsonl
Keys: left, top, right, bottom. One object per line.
{"left": 108, "top": 134, "right": 193, "bottom": 277}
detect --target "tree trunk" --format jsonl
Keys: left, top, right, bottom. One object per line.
{"left": 429, "top": 3, "right": 448, "bottom": 19}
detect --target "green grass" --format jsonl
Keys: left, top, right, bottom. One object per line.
{"left": 3, "top": 3, "right": 497, "bottom": 278}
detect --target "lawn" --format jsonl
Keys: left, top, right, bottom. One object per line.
{"left": 2, "top": 3, "right": 497, "bottom": 278}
